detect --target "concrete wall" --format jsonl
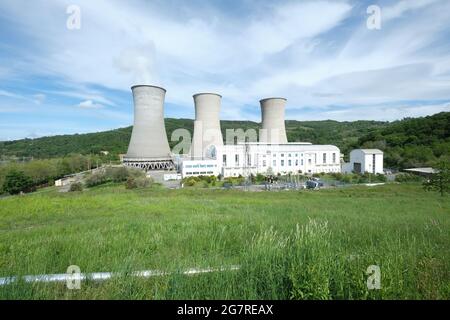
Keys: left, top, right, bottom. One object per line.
{"left": 181, "top": 159, "right": 220, "bottom": 177}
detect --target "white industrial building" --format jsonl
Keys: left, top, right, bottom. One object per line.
{"left": 181, "top": 143, "right": 341, "bottom": 178}
{"left": 342, "top": 149, "right": 384, "bottom": 174}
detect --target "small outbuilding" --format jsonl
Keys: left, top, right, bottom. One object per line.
{"left": 342, "top": 149, "right": 384, "bottom": 174}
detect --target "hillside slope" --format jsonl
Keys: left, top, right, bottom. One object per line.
{"left": 358, "top": 112, "right": 450, "bottom": 168}
{"left": 0, "top": 119, "right": 387, "bottom": 159}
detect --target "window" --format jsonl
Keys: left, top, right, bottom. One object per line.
{"left": 295, "top": 160, "right": 298, "bottom": 166}
{"left": 273, "top": 160, "right": 276, "bottom": 166}
{"left": 323, "top": 153, "right": 327, "bottom": 164}
{"left": 288, "top": 160, "right": 292, "bottom": 166}
{"left": 247, "top": 154, "right": 251, "bottom": 166}
{"left": 372, "top": 154, "right": 376, "bottom": 174}
{"left": 301, "top": 159, "right": 303, "bottom": 165}
{"left": 235, "top": 154, "right": 239, "bottom": 166}
{"left": 332, "top": 153, "right": 336, "bottom": 164}
{"left": 295, "top": 153, "right": 298, "bottom": 157}
{"left": 281, "top": 153, "right": 285, "bottom": 157}
{"left": 308, "top": 159, "right": 312, "bottom": 165}
{"left": 263, "top": 160, "right": 267, "bottom": 167}
{"left": 223, "top": 155, "right": 227, "bottom": 166}
{"left": 281, "top": 160, "right": 285, "bottom": 166}
{"left": 288, "top": 153, "right": 292, "bottom": 157}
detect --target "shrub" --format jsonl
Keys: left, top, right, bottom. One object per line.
{"left": 125, "top": 177, "right": 152, "bottom": 189}
{"left": 69, "top": 182, "right": 83, "bottom": 192}
{"left": 105, "top": 166, "right": 129, "bottom": 182}
{"left": 256, "top": 173, "right": 265, "bottom": 183}
{"left": 2, "top": 170, "right": 34, "bottom": 195}
{"left": 395, "top": 173, "right": 422, "bottom": 183}
{"left": 423, "top": 160, "right": 450, "bottom": 196}
{"left": 85, "top": 172, "right": 107, "bottom": 187}
{"left": 375, "top": 173, "right": 387, "bottom": 182}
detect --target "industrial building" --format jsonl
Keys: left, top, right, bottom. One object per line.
{"left": 342, "top": 149, "right": 384, "bottom": 174}
{"left": 123, "top": 85, "right": 343, "bottom": 178}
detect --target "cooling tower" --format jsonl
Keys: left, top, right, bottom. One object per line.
{"left": 123, "top": 85, "right": 173, "bottom": 170}
{"left": 259, "top": 97, "right": 288, "bottom": 144}
{"left": 190, "top": 93, "right": 224, "bottom": 159}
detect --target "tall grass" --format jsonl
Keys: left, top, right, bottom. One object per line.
{"left": 0, "top": 183, "right": 448, "bottom": 299}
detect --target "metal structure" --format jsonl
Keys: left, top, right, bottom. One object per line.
{"left": 259, "top": 98, "right": 288, "bottom": 144}
{"left": 123, "top": 85, "right": 174, "bottom": 170}
{"left": 190, "top": 93, "right": 224, "bottom": 159}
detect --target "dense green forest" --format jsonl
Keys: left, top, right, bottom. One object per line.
{"left": 0, "top": 112, "right": 448, "bottom": 169}
{"left": 0, "top": 119, "right": 388, "bottom": 159}
{"left": 358, "top": 112, "right": 450, "bottom": 168}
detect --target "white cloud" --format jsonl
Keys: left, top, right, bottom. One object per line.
{"left": 77, "top": 100, "right": 103, "bottom": 109}
{"left": 33, "top": 93, "right": 46, "bottom": 104}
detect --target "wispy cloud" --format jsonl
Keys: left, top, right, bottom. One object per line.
{"left": 76, "top": 100, "right": 103, "bottom": 109}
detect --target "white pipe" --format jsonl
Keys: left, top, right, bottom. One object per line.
{"left": 0, "top": 265, "right": 240, "bottom": 286}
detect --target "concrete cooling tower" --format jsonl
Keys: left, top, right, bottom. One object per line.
{"left": 259, "top": 97, "right": 288, "bottom": 144}
{"left": 123, "top": 85, "right": 174, "bottom": 170}
{"left": 190, "top": 93, "right": 224, "bottom": 159}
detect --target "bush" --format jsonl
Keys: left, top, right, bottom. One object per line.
{"left": 69, "top": 182, "right": 83, "bottom": 192}
{"left": 85, "top": 172, "right": 108, "bottom": 187}
{"left": 2, "top": 170, "right": 34, "bottom": 195}
{"left": 84, "top": 167, "right": 146, "bottom": 188}
{"left": 105, "top": 166, "right": 129, "bottom": 182}
{"left": 375, "top": 173, "right": 387, "bottom": 182}
{"left": 125, "top": 177, "right": 152, "bottom": 189}
{"left": 395, "top": 173, "right": 422, "bottom": 183}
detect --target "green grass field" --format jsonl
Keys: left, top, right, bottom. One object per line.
{"left": 0, "top": 183, "right": 448, "bottom": 299}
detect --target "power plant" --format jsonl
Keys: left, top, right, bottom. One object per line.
{"left": 259, "top": 98, "right": 288, "bottom": 144}
{"left": 190, "top": 93, "right": 224, "bottom": 159}
{"left": 124, "top": 85, "right": 342, "bottom": 178}
{"left": 123, "top": 85, "right": 174, "bottom": 170}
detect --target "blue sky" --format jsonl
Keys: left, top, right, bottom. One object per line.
{"left": 0, "top": 0, "right": 449, "bottom": 140}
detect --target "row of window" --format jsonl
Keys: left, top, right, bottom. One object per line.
{"left": 185, "top": 171, "right": 215, "bottom": 175}
{"left": 222, "top": 153, "right": 337, "bottom": 167}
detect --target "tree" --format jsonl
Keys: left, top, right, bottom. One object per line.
{"left": 2, "top": 170, "right": 34, "bottom": 195}
{"left": 423, "top": 161, "right": 450, "bottom": 196}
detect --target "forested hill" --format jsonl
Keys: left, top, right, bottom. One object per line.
{"left": 0, "top": 119, "right": 387, "bottom": 159}
{"left": 0, "top": 112, "right": 448, "bottom": 169}
{"left": 358, "top": 112, "right": 450, "bottom": 168}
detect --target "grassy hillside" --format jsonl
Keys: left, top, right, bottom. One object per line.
{"left": 0, "top": 183, "right": 448, "bottom": 299}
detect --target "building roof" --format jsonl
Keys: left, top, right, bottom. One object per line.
{"left": 404, "top": 167, "right": 437, "bottom": 174}
{"left": 353, "top": 149, "right": 383, "bottom": 154}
